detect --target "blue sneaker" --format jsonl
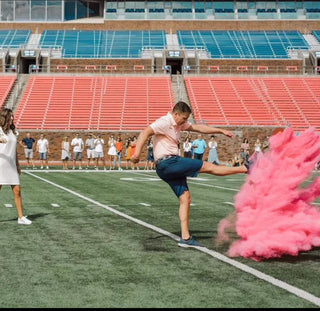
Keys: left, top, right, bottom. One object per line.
{"left": 178, "top": 236, "right": 202, "bottom": 248}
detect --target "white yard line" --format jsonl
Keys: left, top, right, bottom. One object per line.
{"left": 139, "top": 203, "right": 151, "bottom": 207}
{"left": 131, "top": 171, "right": 240, "bottom": 192}
{"left": 224, "top": 202, "right": 235, "bottom": 206}
{"left": 25, "top": 171, "right": 320, "bottom": 307}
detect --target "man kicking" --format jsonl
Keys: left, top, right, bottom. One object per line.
{"left": 131, "top": 101, "right": 249, "bottom": 248}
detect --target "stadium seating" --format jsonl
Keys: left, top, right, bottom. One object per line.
{"left": 15, "top": 75, "right": 320, "bottom": 132}
{"left": 0, "top": 30, "right": 31, "bottom": 48}
{"left": 177, "top": 30, "right": 309, "bottom": 58}
{"left": 312, "top": 31, "right": 320, "bottom": 43}
{"left": 185, "top": 77, "right": 320, "bottom": 131}
{"left": 15, "top": 76, "right": 174, "bottom": 131}
{"left": 39, "top": 30, "right": 167, "bottom": 58}
{"left": 0, "top": 76, "right": 16, "bottom": 107}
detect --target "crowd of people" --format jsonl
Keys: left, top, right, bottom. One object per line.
{"left": 181, "top": 134, "right": 270, "bottom": 168}
{"left": 19, "top": 132, "right": 152, "bottom": 170}
{"left": 17, "top": 131, "right": 279, "bottom": 170}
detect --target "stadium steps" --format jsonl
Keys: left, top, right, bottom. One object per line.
{"left": 171, "top": 75, "right": 190, "bottom": 105}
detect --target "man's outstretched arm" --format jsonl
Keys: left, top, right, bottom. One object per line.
{"left": 188, "top": 124, "right": 234, "bottom": 138}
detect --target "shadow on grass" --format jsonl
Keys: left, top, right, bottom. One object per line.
{"left": 143, "top": 230, "right": 215, "bottom": 252}
{"left": 265, "top": 247, "right": 320, "bottom": 263}
{"left": 0, "top": 212, "right": 50, "bottom": 223}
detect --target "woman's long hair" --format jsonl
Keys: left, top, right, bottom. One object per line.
{"left": 0, "top": 107, "right": 16, "bottom": 135}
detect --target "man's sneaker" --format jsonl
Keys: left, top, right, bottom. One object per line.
{"left": 18, "top": 216, "right": 32, "bottom": 225}
{"left": 178, "top": 236, "right": 202, "bottom": 248}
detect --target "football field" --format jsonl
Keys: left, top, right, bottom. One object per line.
{"left": 0, "top": 169, "right": 320, "bottom": 308}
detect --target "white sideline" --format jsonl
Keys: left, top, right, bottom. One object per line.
{"left": 25, "top": 171, "right": 320, "bottom": 307}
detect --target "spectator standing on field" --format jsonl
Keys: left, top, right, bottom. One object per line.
{"left": 71, "top": 133, "right": 84, "bottom": 170}
{"left": 192, "top": 134, "right": 207, "bottom": 160}
{"left": 107, "top": 134, "right": 117, "bottom": 170}
{"left": 241, "top": 137, "right": 250, "bottom": 164}
{"left": 130, "top": 136, "right": 138, "bottom": 170}
{"left": 115, "top": 135, "right": 123, "bottom": 170}
{"left": 207, "top": 135, "right": 220, "bottom": 165}
{"left": 85, "top": 133, "right": 96, "bottom": 169}
{"left": 21, "top": 132, "right": 36, "bottom": 169}
{"left": 36, "top": 133, "right": 49, "bottom": 169}
{"left": 94, "top": 134, "right": 106, "bottom": 170}
{"left": 144, "top": 137, "right": 154, "bottom": 170}
{"left": 61, "top": 136, "right": 71, "bottom": 170}
{"left": 125, "top": 137, "right": 132, "bottom": 169}
{"left": 183, "top": 136, "right": 192, "bottom": 158}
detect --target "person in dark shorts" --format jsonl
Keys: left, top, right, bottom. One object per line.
{"left": 21, "top": 132, "right": 36, "bottom": 169}
{"left": 131, "top": 101, "right": 249, "bottom": 248}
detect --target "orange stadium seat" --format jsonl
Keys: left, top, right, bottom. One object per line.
{"left": 0, "top": 76, "right": 16, "bottom": 107}
{"left": 15, "top": 76, "right": 174, "bottom": 131}
{"left": 184, "top": 77, "right": 320, "bottom": 131}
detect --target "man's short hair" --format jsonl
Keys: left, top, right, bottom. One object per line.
{"left": 172, "top": 101, "right": 192, "bottom": 114}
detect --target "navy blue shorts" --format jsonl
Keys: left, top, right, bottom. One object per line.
{"left": 156, "top": 156, "right": 203, "bottom": 198}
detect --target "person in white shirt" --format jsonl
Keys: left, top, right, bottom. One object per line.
{"left": 36, "top": 133, "right": 49, "bottom": 169}
{"left": 94, "top": 134, "right": 106, "bottom": 170}
{"left": 71, "top": 133, "right": 84, "bottom": 170}
{"left": 85, "top": 133, "right": 96, "bottom": 169}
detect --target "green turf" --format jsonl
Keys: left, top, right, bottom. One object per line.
{"left": 0, "top": 170, "right": 319, "bottom": 308}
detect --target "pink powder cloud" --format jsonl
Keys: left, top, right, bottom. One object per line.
{"left": 218, "top": 127, "right": 320, "bottom": 261}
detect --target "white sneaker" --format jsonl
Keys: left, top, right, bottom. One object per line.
{"left": 18, "top": 216, "right": 32, "bottom": 225}
{"left": 46, "top": 166, "right": 49, "bottom": 169}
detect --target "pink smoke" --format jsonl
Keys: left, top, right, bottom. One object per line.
{"left": 218, "top": 127, "right": 320, "bottom": 261}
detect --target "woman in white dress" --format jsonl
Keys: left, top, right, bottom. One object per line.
{"left": 208, "top": 135, "right": 220, "bottom": 165}
{"left": 183, "top": 136, "right": 192, "bottom": 158}
{"left": 107, "top": 135, "right": 117, "bottom": 170}
{"left": 0, "top": 108, "right": 32, "bottom": 225}
{"left": 61, "top": 136, "right": 71, "bottom": 170}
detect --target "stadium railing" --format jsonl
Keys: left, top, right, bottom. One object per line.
{"left": 20, "top": 64, "right": 320, "bottom": 76}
